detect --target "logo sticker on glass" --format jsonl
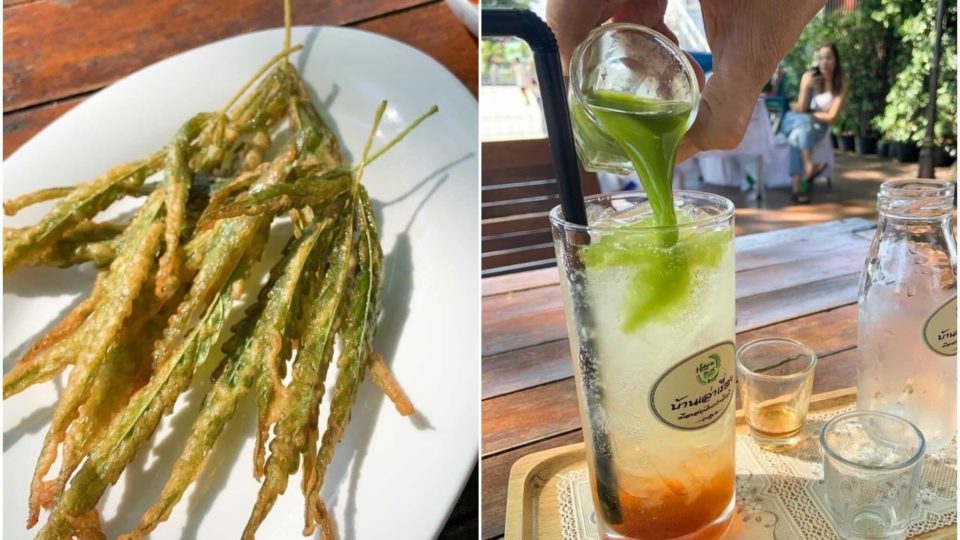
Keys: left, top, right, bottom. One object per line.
{"left": 923, "top": 296, "right": 957, "bottom": 356}
{"left": 650, "top": 342, "right": 736, "bottom": 431}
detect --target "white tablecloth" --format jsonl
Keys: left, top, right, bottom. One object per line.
{"left": 696, "top": 96, "right": 791, "bottom": 189}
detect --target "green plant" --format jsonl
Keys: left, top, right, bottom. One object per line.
{"left": 480, "top": 0, "right": 536, "bottom": 75}
{"left": 481, "top": 38, "right": 533, "bottom": 79}
{"left": 873, "top": 0, "right": 957, "bottom": 154}
{"left": 782, "top": 2, "right": 911, "bottom": 138}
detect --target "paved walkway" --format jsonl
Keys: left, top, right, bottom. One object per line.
{"left": 480, "top": 85, "right": 546, "bottom": 141}
{"left": 699, "top": 151, "right": 956, "bottom": 235}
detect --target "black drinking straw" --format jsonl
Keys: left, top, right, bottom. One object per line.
{"left": 482, "top": 9, "right": 622, "bottom": 524}
{"left": 481, "top": 8, "right": 586, "bottom": 226}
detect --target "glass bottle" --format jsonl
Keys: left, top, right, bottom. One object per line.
{"left": 857, "top": 179, "right": 957, "bottom": 452}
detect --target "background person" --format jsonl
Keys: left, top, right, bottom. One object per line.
{"left": 512, "top": 58, "right": 536, "bottom": 106}
{"left": 782, "top": 42, "right": 847, "bottom": 203}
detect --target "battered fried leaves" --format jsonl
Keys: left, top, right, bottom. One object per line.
{"left": 5, "top": 4, "right": 434, "bottom": 537}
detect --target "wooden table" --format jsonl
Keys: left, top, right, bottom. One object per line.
{"left": 481, "top": 217, "right": 880, "bottom": 539}
{"left": 3, "top": 0, "right": 478, "bottom": 158}
{"left": 3, "top": 1, "right": 478, "bottom": 537}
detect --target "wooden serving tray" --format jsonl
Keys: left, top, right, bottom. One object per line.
{"left": 503, "top": 389, "right": 956, "bottom": 540}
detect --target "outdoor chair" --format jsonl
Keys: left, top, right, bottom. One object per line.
{"left": 810, "top": 135, "right": 835, "bottom": 190}
{"left": 765, "top": 97, "right": 834, "bottom": 191}
{"left": 481, "top": 138, "right": 599, "bottom": 277}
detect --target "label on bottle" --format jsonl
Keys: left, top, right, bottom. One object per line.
{"left": 649, "top": 341, "right": 736, "bottom": 431}
{"left": 923, "top": 296, "right": 957, "bottom": 356}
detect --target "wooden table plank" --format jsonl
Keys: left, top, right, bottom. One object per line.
{"left": 3, "top": 1, "right": 478, "bottom": 158}
{"left": 482, "top": 266, "right": 559, "bottom": 297}
{"left": 483, "top": 284, "right": 566, "bottom": 356}
{"left": 356, "top": 1, "right": 477, "bottom": 96}
{"left": 3, "top": 95, "right": 85, "bottom": 159}
{"left": 735, "top": 272, "right": 860, "bottom": 331}
{"left": 483, "top": 255, "right": 868, "bottom": 357}
{"left": 2, "top": 0, "right": 432, "bottom": 112}
{"left": 735, "top": 242, "right": 866, "bottom": 298}
{"left": 482, "top": 303, "right": 859, "bottom": 401}
{"left": 734, "top": 217, "right": 874, "bottom": 252}
{"left": 481, "top": 430, "right": 585, "bottom": 540}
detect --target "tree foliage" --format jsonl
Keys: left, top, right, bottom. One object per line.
{"left": 872, "top": 0, "right": 957, "bottom": 151}
{"left": 480, "top": 0, "right": 536, "bottom": 77}
{"left": 781, "top": 0, "right": 954, "bottom": 148}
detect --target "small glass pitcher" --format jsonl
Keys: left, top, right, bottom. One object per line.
{"left": 568, "top": 23, "right": 700, "bottom": 174}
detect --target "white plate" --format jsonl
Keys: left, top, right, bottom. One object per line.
{"left": 445, "top": 0, "right": 479, "bottom": 36}
{"left": 3, "top": 27, "right": 478, "bottom": 540}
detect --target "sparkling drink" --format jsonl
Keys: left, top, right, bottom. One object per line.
{"left": 857, "top": 180, "right": 957, "bottom": 452}
{"left": 558, "top": 21, "right": 732, "bottom": 539}
{"left": 551, "top": 192, "right": 736, "bottom": 539}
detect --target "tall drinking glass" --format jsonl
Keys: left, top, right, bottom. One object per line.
{"left": 550, "top": 191, "right": 736, "bottom": 540}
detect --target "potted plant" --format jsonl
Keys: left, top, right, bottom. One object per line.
{"left": 841, "top": 8, "right": 888, "bottom": 155}
{"left": 934, "top": 139, "right": 957, "bottom": 167}
{"left": 896, "top": 140, "right": 920, "bottom": 163}
{"left": 839, "top": 133, "right": 857, "bottom": 153}
{"left": 873, "top": 0, "right": 957, "bottom": 166}
{"left": 834, "top": 98, "right": 858, "bottom": 152}
{"left": 877, "top": 138, "right": 891, "bottom": 157}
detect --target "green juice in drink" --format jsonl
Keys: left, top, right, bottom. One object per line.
{"left": 556, "top": 90, "right": 736, "bottom": 539}
{"left": 580, "top": 90, "right": 729, "bottom": 331}
{"left": 584, "top": 91, "right": 690, "bottom": 231}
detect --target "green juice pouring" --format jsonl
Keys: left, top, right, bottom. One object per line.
{"left": 552, "top": 23, "right": 737, "bottom": 540}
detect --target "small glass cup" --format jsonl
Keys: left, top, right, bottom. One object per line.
{"left": 568, "top": 23, "right": 700, "bottom": 174}
{"left": 821, "top": 411, "right": 925, "bottom": 540}
{"left": 736, "top": 338, "right": 816, "bottom": 447}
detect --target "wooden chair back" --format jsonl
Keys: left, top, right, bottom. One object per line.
{"left": 482, "top": 138, "right": 598, "bottom": 277}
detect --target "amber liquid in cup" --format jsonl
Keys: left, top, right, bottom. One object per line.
{"left": 737, "top": 338, "right": 817, "bottom": 448}
{"left": 748, "top": 402, "right": 807, "bottom": 441}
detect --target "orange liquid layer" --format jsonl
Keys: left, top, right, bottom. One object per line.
{"left": 597, "top": 467, "right": 734, "bottom": 539}
{"left": 748, "top": 404, "right": 804, "bottom": 439}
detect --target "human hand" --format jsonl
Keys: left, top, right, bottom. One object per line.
{"left": 547, "top": 0, "right": 827, "bottom": 162}
{"left": 809, "top": 71, "right": 825, "bottom": 93}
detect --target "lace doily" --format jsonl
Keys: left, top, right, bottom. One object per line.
{"left": 556, "top": 406, "right": 956, "bottom": 539}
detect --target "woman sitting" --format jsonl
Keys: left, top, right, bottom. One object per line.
{"left": 781, "top": 43, "right": 847, "bottom": 204}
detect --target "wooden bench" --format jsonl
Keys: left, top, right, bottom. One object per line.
{"left": 481, "top": 138, "right": 598, "bottom": 277}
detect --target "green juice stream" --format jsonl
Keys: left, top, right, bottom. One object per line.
{"left": 585, "top": 91, "right": 690, "bottom": 234}
{"left": 578, "top": 91, "right": 728, "bottom": 331}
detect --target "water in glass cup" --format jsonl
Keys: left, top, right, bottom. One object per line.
{"left": 821, "top": 411, "right": 925, "bottom": 540}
